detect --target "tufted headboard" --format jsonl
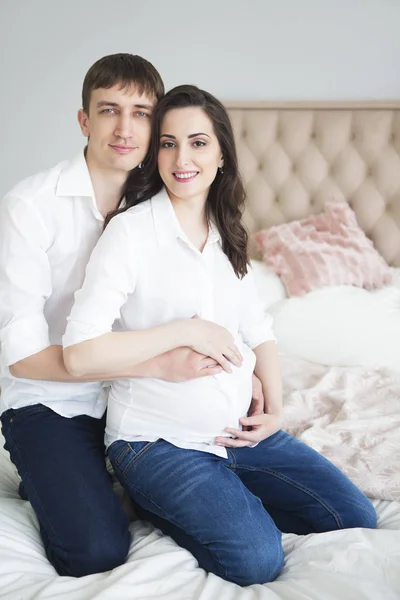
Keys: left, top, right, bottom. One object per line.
{"left": 226, "top": 101, "right": 400, "bottom": 266}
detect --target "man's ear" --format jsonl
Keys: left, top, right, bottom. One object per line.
{"left": 77, "top": 109, "right": 90, "bottom": 138}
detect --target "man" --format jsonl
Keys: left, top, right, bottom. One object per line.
{"left": 0, "top": 53, "right": 263, "bottom": 577}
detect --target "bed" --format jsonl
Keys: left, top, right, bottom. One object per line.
{"left": 0, "top": 101, "right": 399, "bottom": 599}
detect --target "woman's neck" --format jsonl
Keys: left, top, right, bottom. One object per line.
{"left": 168, "top": 192, "right": 209, "bottom": 252}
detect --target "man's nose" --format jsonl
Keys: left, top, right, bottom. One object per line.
{"left": 114, "top": 114, "right": 133, "bottom": 139}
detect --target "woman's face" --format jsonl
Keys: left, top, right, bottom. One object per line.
{"left": 157, "top": 106, "right": 223, "bottom": 206}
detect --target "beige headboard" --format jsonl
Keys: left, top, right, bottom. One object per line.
{"left": 226, "top": 101, "right": 400, "bottom": 266}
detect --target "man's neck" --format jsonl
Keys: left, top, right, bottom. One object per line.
{"left": 85, "top": 151, "right": 127, "bottom": 217}
{"left": 90, "top": 168, "right": 126, "bottom": 217}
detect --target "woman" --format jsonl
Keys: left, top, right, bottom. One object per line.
{"left": 63, "top": 85, "right": 376, "bottom": 586}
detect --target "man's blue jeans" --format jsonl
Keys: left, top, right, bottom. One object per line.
{"left": 1, "top": 404, "right": 131, "bottom": 577}
{"left": 108, "top": 431, "right": 377, "bottom": 586}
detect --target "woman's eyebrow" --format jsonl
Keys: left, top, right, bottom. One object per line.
{"left": 160, "top": 132, "right": 211, "bottom": 139}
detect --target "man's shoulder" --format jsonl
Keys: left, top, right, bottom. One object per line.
{"left": 3, "top": 158, "right": 72, "bottom": 206}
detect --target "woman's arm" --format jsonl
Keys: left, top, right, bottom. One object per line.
{"left": 65, "top": 321, "right": 190, "bottom": 377}
{"left": 253, "top": 341, "right": 282, "bottom": 417}
{"left": 216, "top": 266, "right": 283, "bottom": 447}
{"left": 63, "top": 213, "right": 242, "bottom": 377}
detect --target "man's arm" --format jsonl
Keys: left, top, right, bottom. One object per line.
{"left": 0, "top": 195, "right": 54, "bottom": 368}
{"left": 10, "top": 345, "right": 223, "bottom": 382}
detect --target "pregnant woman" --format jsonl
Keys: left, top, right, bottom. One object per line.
{"left": 63, "top": 85, "right": 376, "bottom": 586}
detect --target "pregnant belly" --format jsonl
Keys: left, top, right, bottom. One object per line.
{"left": 108, "top": 366, "right": 254, "bottom": 442}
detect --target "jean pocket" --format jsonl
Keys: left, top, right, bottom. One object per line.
{"left": 2, "top": 404, "right": 50, "bottom": 427}
{"left": 109, "top": 440, "right": 158, "bottom": 477}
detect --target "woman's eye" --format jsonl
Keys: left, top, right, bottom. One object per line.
{"left": 193, "top": 140, "right": 206, "bottom": 147}
{"left": 160, "top": 142, "right": 175, "bottom": 148}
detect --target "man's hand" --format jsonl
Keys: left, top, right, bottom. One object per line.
{"left": 215, "top": 413, "right": 282, "bottom": 448}
{"left": 156, "top": 347, "right": 223, "bottom": 382}
{"left": 247, "top": 374, "right": 264, "bottom": 419}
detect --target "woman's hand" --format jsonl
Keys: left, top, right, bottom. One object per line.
{"left": 215, "top": 413, "right": 282, "bottom": 447}
{"left": 186, "top": 316, "right": 243, "bottom": 373}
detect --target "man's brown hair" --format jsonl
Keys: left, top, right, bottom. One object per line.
{"left": 82, "top": 53, "right": 164, "bottom": 113}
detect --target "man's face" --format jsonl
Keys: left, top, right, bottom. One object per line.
{"left": 78, "top": 84, "right": 156, "bottom": 174}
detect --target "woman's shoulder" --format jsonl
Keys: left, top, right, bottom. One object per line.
{"left": 124, "top": 199, "right": 153, "bottom": 218}
{"left": 108, "top": 189, "right": 167, "bottom": 238}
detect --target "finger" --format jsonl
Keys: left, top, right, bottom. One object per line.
{"left": 247, "top": 407, "right": 264, "bottom": 418}
{"left": 239, "top": 416, "right": 263, "bottom": 427}
{"left": 216, "top": 354, "right": 232, "bottom": 373}
{"left": 215, "top": 437, "right": 254, "bottom": 448}
{"left": 230, "top": 345, "right": 243, "bottom": 364}
{"left": 200, "top": 358, "right": 219, "bottom": 368}
{"left": 197, "top": 365, "right": 223, "bottom": 377}
{"left": 223, "top": 347, "right": 242, "bottom": 368}
{"left": 223, "top": 428, "right": 259, "bottom": 442}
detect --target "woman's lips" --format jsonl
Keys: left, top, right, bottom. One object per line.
{"left": 172, "top": 171, "right": 199, "bottom": 182}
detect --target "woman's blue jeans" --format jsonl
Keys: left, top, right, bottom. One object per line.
{"left": 108, "top": 431, "right": 377, "bottom": 586}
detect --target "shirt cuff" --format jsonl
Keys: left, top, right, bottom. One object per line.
{"left": 243, "top": 315, "right": 277, "bottom": 350}
{"left": 62, "top": 320, "right": 109, "bottom": 349}
{"left": 0, "top": 314, "right": 51, "bottom": 366}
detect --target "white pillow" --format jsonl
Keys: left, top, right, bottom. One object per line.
{"left": 268, "top": 281, "right": 400, "bottom": 373}
{"left": 250, "top": 259, "right": 287, "bottom": 309}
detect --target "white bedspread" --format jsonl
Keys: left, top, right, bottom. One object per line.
{"left": 281, "top": 356, "right": 400, "bottom": 502}
{"left": 1, "top": 359, "right": 400, "bottom": 599}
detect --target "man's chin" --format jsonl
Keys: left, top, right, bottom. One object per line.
{"left": 109, "top": 157, "right": 142, "bottom": 173}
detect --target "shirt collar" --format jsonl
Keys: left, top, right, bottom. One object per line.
{"left": 151, "top": 188, "right": 222, "bottom": 248}
{"left": 56, "top": 149, "right": 95, "bottom": 198}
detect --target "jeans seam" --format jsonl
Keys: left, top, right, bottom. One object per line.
{"left": 120, "top": 441, "right": 160, "bottom": 477}
{"left": 113, "top": 448, "right": 228, "bottom": 579}
{"left": 112, "top": 443, "right": 130, "bottom": 466}
{"left": 125, "top": 481, "right": 228, "bottom": 578}
{"left": 226, "top": 448, "right": 237, "bottom": 469}
{"left": 235, "top": 464, "right": 344, "bottom": 529}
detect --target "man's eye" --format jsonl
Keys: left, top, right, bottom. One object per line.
{"left": 101, "top": 108, "right": 116, "bottom": 114}
{"left": 136, "top": 111, "right": 149, "bottom": 117}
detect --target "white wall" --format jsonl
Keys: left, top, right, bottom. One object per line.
{"left": 1, "top": 0, "right": 399, "bottom": 196}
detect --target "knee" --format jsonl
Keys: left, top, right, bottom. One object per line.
{"left": 340, "top": 498, "right": 377, "bottom": 531}
{"left": 52, "top": 531, "right": 131, "bottom": 577}
{"left": 224, "top": 534, "right": 284, "bottom": 586}
{"left": 78, "top": 536, "right": 130, "bottom": 576}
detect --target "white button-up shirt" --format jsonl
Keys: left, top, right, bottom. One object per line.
{"left": 64, "top": 188, "right": 275, "bottom": 456}
{"left": 0, "top": 152, "right": 105, "bottom": 418}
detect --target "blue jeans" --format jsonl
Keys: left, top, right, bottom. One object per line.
{"left": 1, "top": 404, "right": 130, "bottom": 577}
{"left": 108, "top": 431, "right": 377, "bottom": 586}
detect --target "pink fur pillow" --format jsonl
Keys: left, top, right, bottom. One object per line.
{"left": 253, "top": 202, "right": 392, "bottom": 297}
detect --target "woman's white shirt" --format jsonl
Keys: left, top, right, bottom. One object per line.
{"left": 63, "top": 188, "right": 275, "bottom": 457}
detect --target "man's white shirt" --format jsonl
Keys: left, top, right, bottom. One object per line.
{"left": 0, "top": 152, "right": 105, "bottom": 418}
{"left": 63, "top": 188, "right": 276, "bottom": 457}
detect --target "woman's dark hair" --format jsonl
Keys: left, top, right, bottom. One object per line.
{"left": 105, "top": 84, "right": 249, "bottom": 278}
